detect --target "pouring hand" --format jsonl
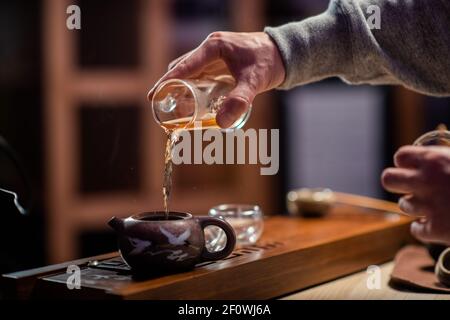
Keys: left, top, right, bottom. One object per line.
{"left": 147, "top": 32, "right": 286, "bottom": 128}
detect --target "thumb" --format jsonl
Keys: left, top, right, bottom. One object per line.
{"left": 216, "top": 82, "right": 255, "bottom": 129}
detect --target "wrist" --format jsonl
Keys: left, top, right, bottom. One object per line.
{"left": 261, "top": 32, "right": 286, "bottom": 89}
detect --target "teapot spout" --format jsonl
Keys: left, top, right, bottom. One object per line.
{"left": 108, "top": 216, "right": 125, "bottom": 234}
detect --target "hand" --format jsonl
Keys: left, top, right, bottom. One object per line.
{"left": 382, "top": 146, "right": 450, "bottom": 245}
{"left": 147, "top": 32, "right": 286, "bottom": 128}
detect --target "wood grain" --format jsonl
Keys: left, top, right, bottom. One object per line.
{"left": 3, "top": 205, "right": 414, "bottom": 299}
{"left": 334, "top": 192, "right": 403, "bottom": 214}
{"left": 283, "top": 262, "right": 450, "bottom": 300}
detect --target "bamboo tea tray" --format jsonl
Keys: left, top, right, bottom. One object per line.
{"left": 2, "top": 205, "right": 413, "bottom": 299}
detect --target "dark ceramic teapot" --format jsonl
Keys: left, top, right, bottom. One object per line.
{"left": 108, "top": 211, "right": 236, "bottom": 274}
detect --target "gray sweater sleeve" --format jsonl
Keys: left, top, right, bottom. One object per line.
{"left": 264, "top": 0, "right": 450, "bottom": 97}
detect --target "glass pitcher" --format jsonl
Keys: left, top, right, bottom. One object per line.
{"left": 151, "top": 75, "right": 251, "bottom": 131}
{"left": 413, "top": 124, "right": 450, "bottom": 146}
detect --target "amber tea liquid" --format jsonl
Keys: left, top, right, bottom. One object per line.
{"left": 152, "top": 76, "right": 251, "bottom": 132}
{"left": 154, "top": 76, "right": 251, "bottom": 219}
{"left": 163, "top": 130, "right": 179, "bottom": 218}
{"left": 161, "top": 114, "right": 221, "bottom": 131}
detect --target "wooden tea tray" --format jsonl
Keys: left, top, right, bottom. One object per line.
{"left": 2, "top": 205, "right": 413, "bottom": 299}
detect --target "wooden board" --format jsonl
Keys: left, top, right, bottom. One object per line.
{"left": 2, "top": 205, "right": 413, "bottom": 299}
{"left": 283, "top": 262, "right": 450, "bottom": 300}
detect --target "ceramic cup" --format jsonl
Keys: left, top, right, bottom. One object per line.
{"left": 108, "top": 211, "right": 236, "bottom": 274}
{"left": 435, "top": 247, "right": 450, "bottom": 287}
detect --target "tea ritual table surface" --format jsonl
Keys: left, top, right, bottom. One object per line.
{"left": 2, "top": 205, "right": 414, "bottom": 299}
{"left": 283, "top": 262, "right": 450, "bottom": 300}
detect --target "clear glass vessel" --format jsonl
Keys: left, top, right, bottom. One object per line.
{"left": 151, "top": 75, "right": 251, "bottom": 131}
{"left": 413, "top": 125, "right": 450, "bottom": 146}
{"left": 204, "top": 204, "right": 264, "bottom": 252}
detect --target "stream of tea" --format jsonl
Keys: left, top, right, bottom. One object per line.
{"left": 163, "top": 130, "right": 180, "bottom": 219}
{"left": 159, "top": 92, "right": 231, "bottom": 219}
{"left": 161, "top": 100, "right": 228, "bottom": 219}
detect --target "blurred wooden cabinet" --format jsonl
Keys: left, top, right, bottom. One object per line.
{"left": 43, "top": 0, "right": 279, "bottom": 262}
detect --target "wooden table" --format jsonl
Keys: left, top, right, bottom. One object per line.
{"left": 283, "top": 262, "right": 450, "bottom": 300}
{"left": 2, "top": 204, "right": 414, "bottom": 299}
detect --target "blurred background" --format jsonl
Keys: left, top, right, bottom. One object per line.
{"left": 0, "top": 0, "right": 449, "bottom": 273}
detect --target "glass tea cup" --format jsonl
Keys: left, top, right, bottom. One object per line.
{"left": 204, "top": 204, "right": 264, "bottom": 252}
{"left": 413, "top": 124, "right": 450, "bottom": 146}
{"left": 151, "top": 75, "right": 251, "bottom": 131}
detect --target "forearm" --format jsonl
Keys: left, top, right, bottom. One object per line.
{"left": 265, "top": 0, "right": 450, "bottom": 97}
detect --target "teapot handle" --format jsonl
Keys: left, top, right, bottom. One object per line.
{"left": 198, "top": 216, "right": 236, "bottom": 261}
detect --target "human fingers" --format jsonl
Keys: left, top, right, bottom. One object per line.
{"left": 168, "top": 51, "right": 194, "bottom": 71}
{"left": 398, "top": 194, "right": 427, "bottom": 217}
{"left": 409, "top": 217, "right": 450, "bottom": 246}
{"left": 215, "top": 81, "right": 255, "bottom": 128}
{"left": 381, "top": 167, "right": 422, "bottom": 194}
{"left": 148, "top": 37, "right": 221, "bottom": 101}
{"left": 394, "top": 146, "right": 429, "bottom": 169}
{"left": 410, "top": 219, "right": 434, "bottom": 243}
